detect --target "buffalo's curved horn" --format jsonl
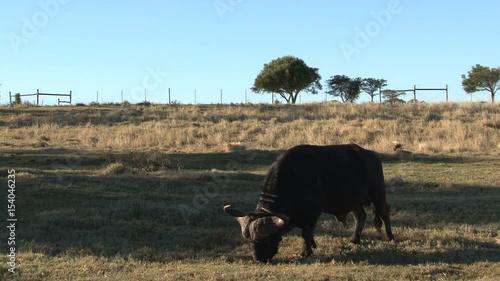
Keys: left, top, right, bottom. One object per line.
{"left": 223, "top": 205, "right": 246, "bottom": 217}
{"left": 261, "top": 207, "right": 290, "bottom": 225}
{"left": 223, "top": 205, "right": 251, "bottom": 239}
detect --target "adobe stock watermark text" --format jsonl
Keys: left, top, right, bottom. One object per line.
{"left": 6, "top": 170, "right": 17, "bottom": 275}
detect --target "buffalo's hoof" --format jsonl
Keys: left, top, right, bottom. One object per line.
{"left": 300, "top": 249, "right": 313, "bottom": 258}
{"left": 350, "top": 237, "right": 361, "bottom": 244}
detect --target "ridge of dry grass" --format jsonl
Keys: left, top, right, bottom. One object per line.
{"left": 1, "top": 102, "right": 499, "bottom": 155}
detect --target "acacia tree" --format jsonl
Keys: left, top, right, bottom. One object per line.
{"left": 361, "top": 78, "right": 387, "bottom": 102}
{"left": 462, "top": 64, "right": 500, "bottom": 103}
{"left": 325, "top": 75, "right": 362, "bottom": 103}
{"left": 382, "top": 89, "right": 405, "bottom": 104}
{"left": 252, "top": 56, "right": 322, "bottom": 104}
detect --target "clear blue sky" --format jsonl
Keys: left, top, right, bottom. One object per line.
{"left": 1, "top": 0, "right": 499, "bottom": 105}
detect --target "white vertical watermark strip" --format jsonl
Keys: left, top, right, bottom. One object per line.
{"left": 6, "top": 169, "right": 17, "bottom": 275}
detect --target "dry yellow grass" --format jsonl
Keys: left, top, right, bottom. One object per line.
{"left": 1, "top": 102, "right": 499, "bottom": 154}
{"left": 1, "top": 102, "right": 500, "bottom": 280}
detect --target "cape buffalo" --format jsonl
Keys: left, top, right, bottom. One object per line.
{"left": 223, "top": 144, "right": 394, "bottom": 262}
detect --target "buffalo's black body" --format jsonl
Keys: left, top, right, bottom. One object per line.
{"left": 224, "top": 144, "right": 394, "bottom": 262}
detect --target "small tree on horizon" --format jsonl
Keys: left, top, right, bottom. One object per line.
{"left": 361, "top": 78, "right": 387, "bottom": 102}
{"left": 462, "top": 64, "right": 500, "bottom": 103}
{"left": 13, "top": 93, "right": 22, "bottom": 105}
{"left": 325, "top": 75, "right": 362, "bottom": 103}
{"left": 382, "top": 89, "right": 406, "bottom": 104}
{"left": 252, "top": 56, "right": 322, "bottom": 104}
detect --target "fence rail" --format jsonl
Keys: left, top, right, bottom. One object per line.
{"left": 9, "top": 89, "right": 72, "bottom": 106}
{"left": 380, "top": 85, "right": 449, "bottom": 103}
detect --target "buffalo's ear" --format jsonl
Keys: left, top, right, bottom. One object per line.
{"left": 249, "top": 216, "right": 287, "bottom": 241}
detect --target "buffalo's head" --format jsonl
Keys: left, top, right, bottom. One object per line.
{"left": 223, "top": 205, "right": 289, "bottom": 262}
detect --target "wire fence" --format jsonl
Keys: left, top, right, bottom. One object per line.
{"left": 3, "top": 85, "right": 495, "bottom": 106}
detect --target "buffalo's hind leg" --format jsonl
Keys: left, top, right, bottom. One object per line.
{"left": 351, "top": 206, "right": 367, "bottom": 244}
{"left": 381, "top": 203, "right": 394, "bottom": 241}
{"left": 374, "top": 208, "right": 383, "bottom": 236}
{"left": 374, "top": 202, "right": 394, "bottom": 241}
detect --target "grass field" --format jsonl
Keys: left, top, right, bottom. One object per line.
{"left": 1, "top": 103, "right": 499, "bottom": 280}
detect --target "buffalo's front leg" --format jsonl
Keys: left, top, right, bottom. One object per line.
{"left": 374, "top": 213, "right": 383, "bottom": 236}
{"left": 351, "top": 206, "right": 367, "bottom": 244}
{"left": 300, "top": 226, "right": 316, "bottom": 257}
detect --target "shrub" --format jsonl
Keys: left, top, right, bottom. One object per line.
{"left": 13, "top": 93, "right": 22, "bottom": 105}
{"left": 101, "top": 162, "right": 132, "bottom": 176}
{"left": 107, "top": 150, "right": 178, "bottom": 173}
